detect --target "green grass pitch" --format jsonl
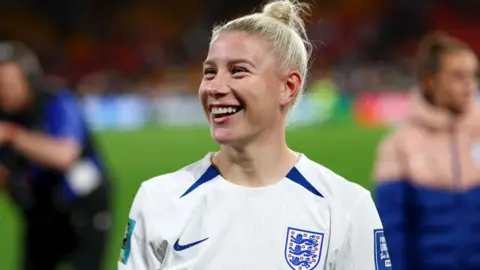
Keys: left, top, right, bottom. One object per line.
{"left": 0, "top": 124, "right": 387, "bottom": 270}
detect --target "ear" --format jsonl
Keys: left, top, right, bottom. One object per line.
{"left": 280, "top": 71, "right": 302, "bottom": 107}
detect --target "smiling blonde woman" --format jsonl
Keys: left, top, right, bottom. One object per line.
{"left": 119, "top": 1, "right": 391, "bottom": 269}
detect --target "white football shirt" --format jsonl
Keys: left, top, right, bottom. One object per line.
{"left": 118, "top": 153, "right": 391, "bottom": 270}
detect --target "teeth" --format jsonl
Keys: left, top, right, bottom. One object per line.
{"left": 211, "top": 106, "right": 238, "bottom": 115}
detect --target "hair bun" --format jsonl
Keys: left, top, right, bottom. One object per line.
{"left": 262, "top": 0, "right": 295, "bottom": 26}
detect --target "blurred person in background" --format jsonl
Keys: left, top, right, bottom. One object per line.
{"left": 0, "top": 41, "right": 111, "bottom": 270}
{"left": 119, "top": 0, "right": 391, "bottom": 269}
{"left": 373, "top": 32, "right": 480, "bottom": 270}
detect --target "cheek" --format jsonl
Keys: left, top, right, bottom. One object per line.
{"left": 197, "top": 86, "right": 210, "bottom": 119}
{"left": 0, "top": 90, "right": 13, "bottom": 103}
{"left": 244, "top": 77, "right": 279, "bottom": 100}
{"left": 435, "top": 79, "right": 454, "bottom": 98}
{"left": 198, "top": 85, "right": 207, "bottom": 105}
{"left": 448, "top": 83, "right": 464, "bottom": 98}
{"left": 247, "top": 90, "right": 278, "bottom": 117}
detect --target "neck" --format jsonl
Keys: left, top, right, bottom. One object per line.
{"left": 212, "top": 125, "right": 298, "bottom": 187}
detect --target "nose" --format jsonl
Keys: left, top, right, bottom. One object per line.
{"left": 206, "top": 75, "right": 230, "bottom": 97}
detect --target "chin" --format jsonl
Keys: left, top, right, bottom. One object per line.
{"left": 1, "top": 104, "right": 17, "bottom": 114}
{"left": 210, "top": 127, "right": 242, "bottom": 145}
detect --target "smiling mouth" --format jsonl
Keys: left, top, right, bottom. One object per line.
{"left": 209, "top": 105, "right": 244, "bottom": 118}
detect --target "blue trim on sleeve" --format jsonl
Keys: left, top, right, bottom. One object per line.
{"left": 286, "top": 167, "right": 323, "bottom": 198}
{"left": 180, "top": 165, "right": 219, "bottom": 198}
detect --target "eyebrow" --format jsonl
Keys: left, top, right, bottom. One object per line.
{"left": 203, "top": 58, "right": 256, "bottom": 68}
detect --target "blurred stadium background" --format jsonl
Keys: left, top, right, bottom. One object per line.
{"left": 0, "top": 0, "right": 479, "bottom": 269}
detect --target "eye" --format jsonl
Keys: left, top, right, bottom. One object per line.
{"left": 203, "top": 68, "right": 216, "bottom": 80}
{"left": 232, "top": 66, "right": 247, "bottom": 74}
{"left": 203, "top": 68, "right": 216, "bottom": 75}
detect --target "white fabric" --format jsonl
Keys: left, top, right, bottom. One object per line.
{"left": 118, "top": 153, "right": 391, "bottom": 270}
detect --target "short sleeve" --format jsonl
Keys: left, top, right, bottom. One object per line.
{"left": 118, "top": 185, "right": 162, "bottom": 270}
{"left": 335, "top": 192, "right": 392, "bottom": 270}
{"left": 43, "top": 91, "right": 86, "bottom": 144}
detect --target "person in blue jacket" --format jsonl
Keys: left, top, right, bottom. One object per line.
{"left": 373, "top": 32, "right": 480, "bottom": 270}
{"left": 0, "top": 41, "right": 111, "bottom": 270}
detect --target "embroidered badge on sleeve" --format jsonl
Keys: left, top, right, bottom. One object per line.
{"left": 119, "top": 218, "right": 136, "bottom": 265}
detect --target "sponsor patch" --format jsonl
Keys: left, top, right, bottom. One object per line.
{"left": 374, "top": 229, "right": 392, "bottom": 270}
{"left": 119, "top": 218, "right": 136, "bottom": 265}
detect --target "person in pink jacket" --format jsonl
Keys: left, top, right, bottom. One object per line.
{"left": 373, "top": 32, "right": 480, "bottom": 270}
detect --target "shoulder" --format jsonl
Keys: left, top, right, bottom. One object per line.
{"left": 376, "top": 123, "right": 423, "bottom": 157}
{"left": 139, "top": 154, "right": 212, "bottom": 205}
{"left": 296, "top": 155, "right": 369, "bottom": 211}
{"left": 377, "top": 126, "right": 408, "bottom": 152}
{"left": 49, "top": 89, "right": 78, "bottom": 105}
{"left": 42, "top": 89, "right": 80, "bottom": 113}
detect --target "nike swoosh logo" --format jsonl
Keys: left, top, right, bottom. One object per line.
{"left": 173, "top": 237, "right": 209, "bottom": 251}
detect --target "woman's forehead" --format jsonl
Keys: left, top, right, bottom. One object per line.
{"left": 441, "top": 50, "right": 478, "bottom": 70}
{"left": 206, "top": 32, "right": 274, "bottom": 65}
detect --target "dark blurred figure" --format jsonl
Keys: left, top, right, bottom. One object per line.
{"left": 0, "top": 42, "right": 111, "bottom": 270}
{"left": 373, "top": 32, "right": 480, "bottom": 270}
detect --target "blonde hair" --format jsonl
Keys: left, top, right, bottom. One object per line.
{"left": 211, "top": 0, "right": 312, "bottom": 108}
